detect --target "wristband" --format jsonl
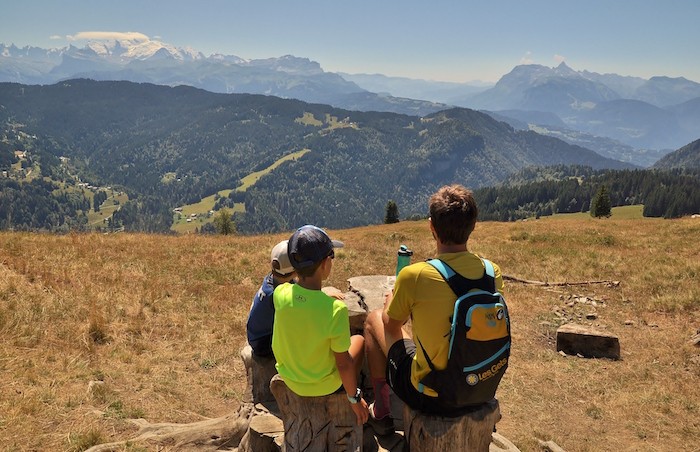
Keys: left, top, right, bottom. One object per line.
{"left": 347, "top": 387, "right": 362, "bottom": 404}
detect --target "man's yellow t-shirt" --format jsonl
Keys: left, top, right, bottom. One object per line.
{"left": 386, "top": 251, "right": 504, "bottom": 397}
{"left": 272, "top": 283, "right": 351, "bottom": 396}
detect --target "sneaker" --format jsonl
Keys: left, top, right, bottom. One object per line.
{"left": 366, "top": 402, "right": 395, "bottom": 436}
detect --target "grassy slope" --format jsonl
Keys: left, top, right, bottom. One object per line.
{"left": 0, "top": 215, "right": 698, "bottom": 451}
{"left": 86, "top": 192, "right": 129, "bottom": 227}
{"left": 171, "top": 149, "right": 310, "bottom": 233}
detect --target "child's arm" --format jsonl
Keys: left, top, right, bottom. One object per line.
{"left": 334, "top": 351, "right": 369, "bottom": 426}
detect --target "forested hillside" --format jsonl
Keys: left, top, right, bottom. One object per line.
{"left": 1, "top": 79, "right": 634, "bottom": 233}
{"left": 653, "top": 138, "right": 700, "bottom": 169}
{"left": 475, "top": 166, "right": 700, "bottom": 220}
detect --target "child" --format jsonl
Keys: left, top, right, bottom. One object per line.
{"left": 272, "top": 225, "right": 369, "bottom": 425}
{"left": 246, "top": 240, "right": 296, "bottom": 357}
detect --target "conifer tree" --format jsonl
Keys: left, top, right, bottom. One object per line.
{"left": 590, "top": 185, "right": 612, "bottom": 218}
{"left": 384, "top": 200, "right": 399, "bottom": 224}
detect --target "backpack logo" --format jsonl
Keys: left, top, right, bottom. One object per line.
{"left": 497, "top": 308, "right": 505, "bottom": 320}
{"left": 418, "top": 258, "right": 511, "bottom": 408}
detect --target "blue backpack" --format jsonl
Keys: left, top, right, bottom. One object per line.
{"left": 417, "top": 258, "right": 511, "bottom": 407}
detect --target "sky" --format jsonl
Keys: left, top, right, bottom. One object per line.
{"left": 2, "top": 0, "right": 700, "bottom": 84}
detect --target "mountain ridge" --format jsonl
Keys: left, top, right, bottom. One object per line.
{"left": 3, "top": 40, "right": 700, "bottom": 161}
{"left": 0, "top": 79, "right": 633, "bottom": 233}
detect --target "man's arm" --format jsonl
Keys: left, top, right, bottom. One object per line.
{"left": 334, "top": 351, "right": 369, "bottom": 425}
{"left": 382, "top": 292, "right": 411, "bottom": 353}
{"left": 382, "top": 312, "right": 407, "bottom": 351}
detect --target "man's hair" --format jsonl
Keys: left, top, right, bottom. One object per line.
{"left": 429, "top": 184, "right": 479, "bottom": 245}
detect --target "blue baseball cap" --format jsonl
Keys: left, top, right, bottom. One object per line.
{"left": 287, "top": 225, "right": 344, "bottom": 270}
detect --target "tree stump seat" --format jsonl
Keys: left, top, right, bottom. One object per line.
{"left": 240, "top": 344, "right": 279, "bottom": 404}
{"left": 403, "top": 399, "right": 501, "bottom": 452}
{"left": 270, "top": 374, "right": 363, "bottom": 452}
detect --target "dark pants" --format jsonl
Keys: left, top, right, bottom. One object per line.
{"left": 386, "top": 339, "right": 489, "bottom": 417}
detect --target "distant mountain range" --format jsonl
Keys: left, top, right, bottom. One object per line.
{"left": 0, "top": 41, "right": 446, "bottom": 117}
{"left": 453, "top": 63, "right": 700, "bottom": 154}
{"left": 2, "top": 40, "right": 700, "bottom": 165}
{"left": 0, "top": 79, "right": 633, "bottom": 233}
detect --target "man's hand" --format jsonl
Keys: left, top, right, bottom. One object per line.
{"left": 350, "top": 397, "right": 369, "bottom": 425}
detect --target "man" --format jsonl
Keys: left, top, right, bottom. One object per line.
{"left": 364, "top": 184, "right": 505, "bottom": 433}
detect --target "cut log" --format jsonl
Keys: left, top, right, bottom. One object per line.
{"left": 403, "top": 399, "right": 500, "bottom": 452}
{"left": 240, "top": 344, "right": 278, "bottom": 404}
{"left": 270, "top": 374, "right": 362, "bottom": 452}
{"left": 244, "top": 414, "right": 284, "bottom": 452}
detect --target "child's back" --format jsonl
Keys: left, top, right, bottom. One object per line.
{"left": 272, "top": 283, "right": 350, "bottom": 396}
{"left": 271, "top": 225, "right": 369, "bottom": 426}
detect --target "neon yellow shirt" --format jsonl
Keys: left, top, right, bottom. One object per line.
{"left": 386, "top": 251, "right": 504, "bottom": 397}
{"left": 272, "top": 283, "right": 351, "bottom": 396}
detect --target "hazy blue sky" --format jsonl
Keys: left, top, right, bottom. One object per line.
{"left": 3, "top": 0, "right": 699, "bottom": 83}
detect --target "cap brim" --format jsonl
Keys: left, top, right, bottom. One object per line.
{"left": 331, "top": 240, "right": 344, "bottom": 248}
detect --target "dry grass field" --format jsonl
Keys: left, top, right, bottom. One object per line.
{"left": 1, "top": 214, "right": 699, "bottom": 451}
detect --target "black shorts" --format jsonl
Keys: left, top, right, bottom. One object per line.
{"left": 386, "top": 339, "right": 491, "bottom": 417}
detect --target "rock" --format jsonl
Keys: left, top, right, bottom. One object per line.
{"left": 322, "top": 285, "right": 367, "bottom": 334}
{"left": 556, "top": 323, "right": 621, "bottom": 360}
{"left": 624, "top": 320, "right": 635, "bottom": 326}
{"left": 585, "top": 313, "right": 597, "bottom": 320}
{"left": 347, "top": 275, "right": 395, "bottom": 312}
{"left": 86, "top": 380, "right": 105, "bottom": 398}
{"left": 537, "top": 438, "right": 568, "bottom": 452}
{"left": 690, "top": 333, "right": 700, "bottom": 347}
{"left": 341, "top": 291, "right": 367, "bottom": 335}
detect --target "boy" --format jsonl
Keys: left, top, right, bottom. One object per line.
{"left": 246, "top": 240, "right": 296, "bottom": 357}
{"left": 272, "top": 225, "right": 369, "bottom": 425}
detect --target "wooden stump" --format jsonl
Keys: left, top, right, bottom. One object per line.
{"left": 403, "top": 399, "right": 500, "bottom": 452}
{"left": 270, "top": 374, "right": 362, "bottom": 452}
{"left": 240, "top": 344, "right": 279, "bottom": 404}
{"left": 244, "top": 413, "right": 285, "bottom": 452}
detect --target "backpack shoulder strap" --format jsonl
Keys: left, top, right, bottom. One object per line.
{"left": 426, "top": 258, "right": 496, "bottom": 296}
{"left": 418, "top": 258, "right": 497, "bottom": 377}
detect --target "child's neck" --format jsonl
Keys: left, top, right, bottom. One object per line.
{"left": 297, "top": 275, "right": 323, "bottom": 291}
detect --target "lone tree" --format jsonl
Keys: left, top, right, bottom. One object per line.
{"left": 590, "top": 185, "right": 612, "bottom": 218}
{"left": 385, "top": 200, "right": 399, "bottom": 224}
{"left": 213, "top": 208, "right": 236, "bottom": 235}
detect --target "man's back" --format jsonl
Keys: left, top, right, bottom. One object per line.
{"left": 387, "top": 251, "right": 504, "bottom": 396}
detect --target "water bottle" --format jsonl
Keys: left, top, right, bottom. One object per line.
{"left": 396, "top": 244, "right": 413, "bottom": 276}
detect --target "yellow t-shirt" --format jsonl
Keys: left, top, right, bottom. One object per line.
{"left": 386, "top": 251, "right": 504, "bottom": 397}
{"left": 272, "top": 283, "right": 351, "bottom": 396}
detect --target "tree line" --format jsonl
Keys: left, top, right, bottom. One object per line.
{"left": 473, "top": 166, "right": 700, "bottom": 221}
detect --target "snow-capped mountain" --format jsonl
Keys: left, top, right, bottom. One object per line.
{"left": 0, "top": 39, "right": 447, "bottom": 118}
{"left": 83, "top": 39, "right": 205, "bottom": 62}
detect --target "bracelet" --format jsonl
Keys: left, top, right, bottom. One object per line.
{"left": 347, "top": 387, "right": 362, "bottom": 404}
